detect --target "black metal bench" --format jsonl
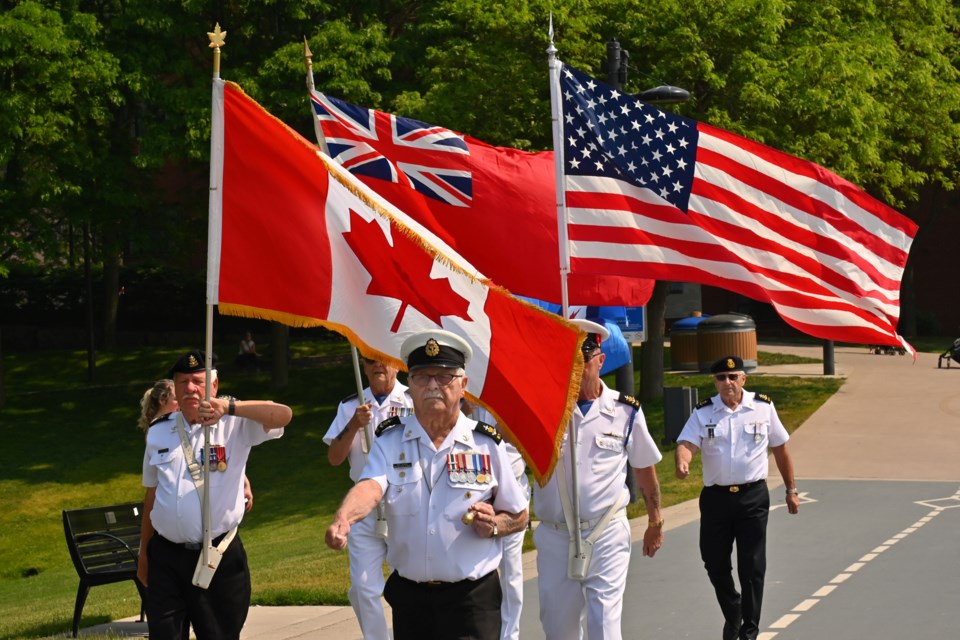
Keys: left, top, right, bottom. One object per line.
{"left": 62, "top": 502, "right": 146, "bottom": 637}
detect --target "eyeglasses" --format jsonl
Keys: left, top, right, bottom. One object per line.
{"left": 409, "top": 373, "right": 463, "bottom": 387}
{"left": 714, "top": 373, "right": 742, "bottom": 382}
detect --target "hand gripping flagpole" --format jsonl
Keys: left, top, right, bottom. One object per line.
{"left": 548, "top": 17, "right": 586, "bottom": 571}
{"left": 202, "top": 22, "right": 227, "bottom": 574}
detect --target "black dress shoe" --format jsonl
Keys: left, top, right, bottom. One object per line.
{"left": 722, "top": 620, "right": 741, "bottom": 640}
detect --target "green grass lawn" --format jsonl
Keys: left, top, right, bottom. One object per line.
{"left": 0, "top": 339, "right": 841, "bottom": 639}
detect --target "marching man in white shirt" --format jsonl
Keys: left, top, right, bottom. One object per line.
{"left": 533, "top": 319, "right": 664, "bottom": 640}
{"left": 323, "top": 356, "right": 413, "bottom": 640}
{"left": 675, "top": 355, "right": 800, "bottom": 640}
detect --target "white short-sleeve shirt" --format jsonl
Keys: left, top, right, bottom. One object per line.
{"left": 677, "top": 390, "right": 789, "bottom": 486}
{"left": 142, "top": 412, "right": 282, "bottom": 542}
{"left": 323, "top": 383, "right": 412, "bottom": 483}
{"left": 362, "top": 412, "right": 527, "bottom": 583}
{"left": 533, "top": 381, "right": 662, "bottom": 524}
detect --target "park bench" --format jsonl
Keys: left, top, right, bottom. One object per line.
{"left": 62, "top": 502, "right": 146, "bottom": 637}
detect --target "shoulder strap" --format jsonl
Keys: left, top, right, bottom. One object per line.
{"left": 755, "top": 392, "right": 773, "bottom": 404}
{"left": 375, "top": 415, "right": 402, "bottom": 437}
{"left": 474, "top": 421, "right": 503, "bottom": 444}
{"left": 696, "top": 397, "right": 712, "bottom": 409}
{"left": 175, "top": 414, "right": 203, "bottom": 491}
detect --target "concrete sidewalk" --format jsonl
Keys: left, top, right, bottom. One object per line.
{"left": 80, "top": 343, "right": 958, "bottom": 639}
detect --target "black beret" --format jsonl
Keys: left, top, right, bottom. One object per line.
{"left": 710, "top": 355, "right": 744, "bottom": 374}
{"left": 168, "top": 349, "right": 217, "bottom": 378}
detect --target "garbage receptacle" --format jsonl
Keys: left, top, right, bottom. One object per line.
{"left": 663, "top": 386, "right": 698, "bottom": 444}
{"left": 669, "top": 314, "right": 708, "bottom": 371}
{"left": 696, "top": 313, "right": 757, "bottom": 372}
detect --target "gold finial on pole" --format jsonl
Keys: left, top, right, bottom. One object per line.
{"left": 304, "top": 37, "right": 315, "bottom": 91}
{"left": 207, "top": 23, "right": 227, "bottom": 77}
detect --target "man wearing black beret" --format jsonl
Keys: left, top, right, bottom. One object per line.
{"left": 138, "top": 349, "right": 293, "bottom": 640}
{"left": 675, "top": 355, "right": 799, "bottom": 640}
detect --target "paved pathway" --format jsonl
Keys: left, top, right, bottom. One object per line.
{"left": 79, "top": 344, "right": 960, "bottom": 638}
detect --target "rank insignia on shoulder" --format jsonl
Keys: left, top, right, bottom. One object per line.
{"left": 341, "top": 392, "right": 359, "bottom": 404}
{"left": 474, "top": 421, "right": 502, "bottom": 444}
{"left": 755, "top": 393, "right": 773, "bottom": 404}
{"left": 148, "top": 412, "right": 174, "bottom": 428}
{"left": 617, "top": 393, "right": 641, "bottom": 409}
{"left": 375, "top": 416, "right": 402, "bottom": 437}
{"left": 696, "top": 398, "right": 713, "bottom": 409}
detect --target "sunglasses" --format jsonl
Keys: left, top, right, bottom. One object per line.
{"left": 409, "top": 373, "right": 463, "bottom": 387}
{"left": 714, "top": 373, "right": 742, "bottom": 382}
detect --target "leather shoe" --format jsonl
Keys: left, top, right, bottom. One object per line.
{"left": 722, "top": 620, "right": 741, "bottom": 640}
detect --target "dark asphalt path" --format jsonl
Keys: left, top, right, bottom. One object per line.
{"left": 519, "top": 479, "right": 960, "bottom": 639}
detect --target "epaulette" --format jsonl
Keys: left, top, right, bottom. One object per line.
{"left": 696, "top": 398, "right": 713, "bottom": 409}
{"left": 375, "top": 416, "right": 402, "bottom": 437}
{"left": 755, "top": 393, "right": 773, "bottom": 404}
{"left": 617, "top": 392, "right": 641, "bottom": 410}
{"left": 341, "top": 392, "right": 359, "bottom": 404}
{"left": 474, "top": 421, "right": 502, "bottom": 444}
{"left": 148, "top": 412, "right": 174, "bottom": 428}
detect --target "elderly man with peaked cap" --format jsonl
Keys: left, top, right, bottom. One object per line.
{"left": 325, "top": 330, "right": 529, "bottom": 640}
{"left": 138, "top": 349, "right": 293, "bottom": 640}
{"left": 533, "top": 319, "right": 664, "bottom": 640}
{"left": 675, "top": 355, "right": 799, "bottom": 640}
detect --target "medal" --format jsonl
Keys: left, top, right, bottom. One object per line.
{"left": 465, "top": 453, "right": 476, "bottom": 484}
{"left": 217, "top": 460, "right": 227, "bottom": 472}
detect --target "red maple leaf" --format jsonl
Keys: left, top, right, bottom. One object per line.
{"left": 342, "top": 210, "right": 472, "bottom": 332}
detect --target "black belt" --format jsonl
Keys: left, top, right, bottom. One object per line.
{"left": 706, "top": 479, "right": 766, "bottom": 493}
{"left": 156, "top": 532, "right": 229, "bottom": 551}
{"left": 394, "top": 570, "right": 495, "bottom": 589}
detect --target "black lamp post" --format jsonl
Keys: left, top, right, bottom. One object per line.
{"left": 603, "top": 39, "right": 690, "bottom": 500}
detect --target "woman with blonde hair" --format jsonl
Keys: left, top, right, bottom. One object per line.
{"left": 138, "top": 379, "right": 177, "bottom": 433}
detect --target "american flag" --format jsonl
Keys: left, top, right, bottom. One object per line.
{"left": 558, "top": 63, "right": 917, "bottom": 351}
{"left": 311, "top": 91, "right": 472, "bottom": 207}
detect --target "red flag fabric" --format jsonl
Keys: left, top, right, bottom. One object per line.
{"left": 208, "top": 80, "right": 582, "bottom": 482}
{"left": 309, "top": 90, "right": 654, "bottom": 307}
{"left": 558, "top": 63, "right": 917, "bottom": 352}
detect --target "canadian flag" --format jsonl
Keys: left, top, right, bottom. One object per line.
{"left": 207, "top": 80, "right": 583, "bottom": 482}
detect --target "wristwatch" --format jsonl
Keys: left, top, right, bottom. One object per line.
{"left": 785, "top": 487, "right": 799, "bottom": 495}
{"left": 228, "top": 396, "right": 236, "bottom": 416}
{"left": 648, "top": 519, "right": 664, "bottom": 529}
{"left": 491, "top": 523, "right": 499, "bottom": 538}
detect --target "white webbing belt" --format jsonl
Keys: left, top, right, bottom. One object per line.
{"left": 556, "top": 459, "right": 628, "bottom": 546}
{"left": 174, "top": 414, "right": 237, "bottom": 587}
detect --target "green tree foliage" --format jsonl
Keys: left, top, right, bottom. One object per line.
{"left": 1, "top": 0, "right": 958, "bottom": 351}
{"left": 0, "top": 1, "right": 121, "bottom": 272}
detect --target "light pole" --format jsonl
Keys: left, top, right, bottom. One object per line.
{"left": 604, "top": 39, "right": 689, "bottom": 500}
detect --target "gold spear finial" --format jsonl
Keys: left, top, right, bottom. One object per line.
{"left": 304, "top": 37, "right": 315, "bottom": 91}
{"left": 208, "top": 23, "right": 227, "bottom": 76}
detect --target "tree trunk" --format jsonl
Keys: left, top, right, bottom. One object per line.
{"left": 101, "top": 228, "right": 121, "bottom": 350}
{"left": 639, "top": 280, "right": 669, "bottom": 403}
{"left": 271, "top": 322, "right": 289, "bottom": 389}
{"left": 84, "top": 222, "right": 97, "bottom": 384}
{"left": 0, "top": 327, "right": 5, "bottom": 409}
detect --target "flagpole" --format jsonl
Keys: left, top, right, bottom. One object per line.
{"left": 304, "top": 39, "right": 331, "bottom": 156}
{"left": 548, "top": 17, "right": 586, "bottom": 570}
{"left": 303, "top": 36, "right": 369, "bottom": 445}
{"left": 305, "top": 39, "right": 380, "bottom": 531}
{"left": 201, "top": 23, "right": 228, "bottom": 573}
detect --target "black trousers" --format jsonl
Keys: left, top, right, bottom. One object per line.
{"left": 145, "top": 533, "right": 251, "bottom": 640}
{"left": 384, "top": 570, "right": 502, "bottom": 640}
{"left": 699, "top": 481, "right": 769, "bottom": 640}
